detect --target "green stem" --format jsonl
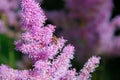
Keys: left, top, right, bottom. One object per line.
{"left": 0, "top": 37, "right": 8, "bottom": 64}
{"left": 8, "top": 40, "right": 15, "bottom": 68}
{"left": 9, "top": 51, "right": 15, "bottom": 67}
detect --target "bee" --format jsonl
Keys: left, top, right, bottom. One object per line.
{"left": 52, "top": 36, "right": 58, "bottom": 45}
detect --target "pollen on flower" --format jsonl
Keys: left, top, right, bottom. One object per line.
{"left": 39, "top": 43, "right": 44, "bottom": 48}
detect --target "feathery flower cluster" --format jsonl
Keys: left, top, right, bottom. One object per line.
{"left": 0, "top": 0, "right": 100, "bottom": 79}
{"left": 98, "top": 16, "right": 120, "bottom": 55}
{"left": 78, "top": 56, "right": 100, "bottom": 80}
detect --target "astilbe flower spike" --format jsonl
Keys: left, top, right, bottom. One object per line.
{"left": 0, "top": 0, "right": 100, "bottom": 80}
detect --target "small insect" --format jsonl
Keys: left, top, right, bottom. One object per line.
{"left": 52, "top": 36, "right": 58, "bottom": 45}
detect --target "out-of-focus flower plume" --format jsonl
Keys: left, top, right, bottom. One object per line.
{"left": 0, "top": 0, "right": 21, "bottom": 37}
{"left": 43, "top": 0, "right": 120, "bottom": 60}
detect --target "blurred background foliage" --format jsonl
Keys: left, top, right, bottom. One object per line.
{"left": 0, "top": 0, "right": 120, "bottom": 80}
{"left": 0, "top": 34, "right": 21, "bottom": 68}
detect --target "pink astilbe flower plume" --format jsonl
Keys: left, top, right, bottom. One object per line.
{"left": 78, "top": 56, "right": 101, "bottom": 80}
{"left": 0, "top": 0, "right": 100, "bottom": 79}
{"left": 98, "top": 16, "right": 120, "bottom": 55}
{"left": 21, "top": 0, "right": 46, "bottom": 31}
